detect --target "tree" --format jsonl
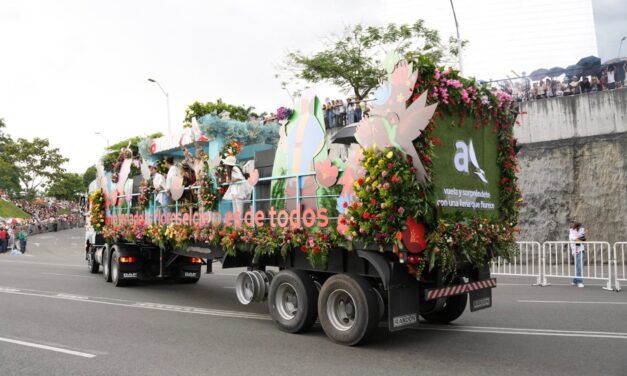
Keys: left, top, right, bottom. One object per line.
{"left": 5, "top": 138, "right": 68, "bottom": 198}
{"left": 0, "top": 119, "right": 20, "bottom": 197}
{"left": 83, "top": 165, "right": 97, "bottom": 189}
{"left": 46, "top": 172, "right": 84, "bottom": 200}
{"left": 184, "top": 99, "right": 257, "bottom": 125}
{"left": 281, "top": 21, "right": 465, "bottom": 100}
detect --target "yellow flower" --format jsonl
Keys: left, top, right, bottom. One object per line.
{"left": 386, "top": 151, "right": 393, "bottom": 159}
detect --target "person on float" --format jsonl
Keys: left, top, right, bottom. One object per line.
{"left": 163, "top": 156, "right": 179, "bottom": 214}
{"left": 221, "top": 155, "right": 246, "bottom": 220}
{"left": 150, "top": 164, "right": 167, "bottom": 213}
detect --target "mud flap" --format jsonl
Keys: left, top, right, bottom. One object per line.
{"left": 387, "top": 263, "right": 420, "bottom": 332}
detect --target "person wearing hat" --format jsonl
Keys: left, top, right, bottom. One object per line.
{"left": 150, "top": 163, "right": 167, "bottom": 212}
{"left": 221, "top": 155, "right": 246, "bottom": 218}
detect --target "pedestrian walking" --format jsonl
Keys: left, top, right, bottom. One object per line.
{"left": 569, "top": 222, "right": 586, "bottom": 288}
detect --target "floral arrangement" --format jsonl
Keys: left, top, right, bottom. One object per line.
{"left": 197, "top": 114, "right": 280, "bottom": 146}
{"left": 111, "top": 148, "right": 133, "bottom": 183}
{"left": 89, "top": 188, "right": 106, "bottom": 232}
{"left": 341, "top": 147, "right": 429, "bottom": 248}
{"left": 199, "top": 173, "right": 220, "bottom": 210}
{"left": 214, "top": 140, "right": 243, "bottom": 187}
{"left": 137, "top": 179, "right": 153, "bottom": 211}
{"left": 276, "top": 107, "right": 293, "bottom": 121}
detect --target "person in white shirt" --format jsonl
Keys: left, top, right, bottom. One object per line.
{"left": 150, "top": 164, "right": 166, "bottom": 211}
{"left": 569, "top": 222, "right": 586, "bottom": 287}
{"left": 221, "top": 155, "right": 246, "bottom": 219}
{"left": 163, "top": 157, "right": 179, "bottom": 214}
{"left": 607, "top": 66, "right": 616, "bottom": 89}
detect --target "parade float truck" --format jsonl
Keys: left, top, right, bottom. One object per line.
{"left": 84, "top": 56, "right": 520, "bottom": 346}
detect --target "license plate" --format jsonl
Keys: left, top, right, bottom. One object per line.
{"left": 184, "top": 272, "right": 197, "bottom": 278}
{"left": 469, "top": 288, "right": 492, "bottom": 312}
{"left": 392, "top": 313, "right": 418, "bottom": 328}
{"left": 122, "top": 272, "right": 138, "bottom": 279}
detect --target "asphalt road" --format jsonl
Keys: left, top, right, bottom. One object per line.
{"left": 0, "top": 229, "right": 625, "bottom": 376}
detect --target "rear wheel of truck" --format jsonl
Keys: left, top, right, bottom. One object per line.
{"left": 318, "top": 274, "right": 379, "bottom": 346}
{"left": 268, "top": 270, "right": 318, "bottom": 333}
{"left": 420, "top": 293, "right": 467, "bottom": 324}
{"left": 102, "top": 245, "right": 112, "bottom": 282}
{"left": 110, "top": 248, "right": 128, "bottom": 287}
{"left": 87, "top": 246, "right": 99, "bottom": 274}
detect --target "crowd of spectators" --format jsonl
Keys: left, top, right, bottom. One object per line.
{"left": 0, "top": 198, "right": 83, "bottom": 235}
{"left": 489, "top": 64, "right": 626, "bottom": 102}
{"left": 323, "top": 98, "right": 367, "bottom": 129}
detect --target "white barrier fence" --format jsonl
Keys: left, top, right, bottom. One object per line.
{"left": 614, "top": 242, "right": 626, "bottom": 292}
{"left": 493, "top": 241, "right": 623, "bottom": 291}
{"left": 491, "top": 242, "right": 542, "bottom": 285}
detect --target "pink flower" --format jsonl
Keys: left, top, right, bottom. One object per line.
{"left": 398, "top": 207, "right": 405, "bottom": 214}
{"left": 461, "top": 89, "right": 470, "bottom": 103}
{"left": 381, "top": 171, "right": 388, "bottom": 178}
{"left": 447, "top": 79, "right": 462, "bottom": 89}
{"left": 434, "top": 68, "right": 440, "bottom": 80}
{"left": 383, "top": 182, "right": 390, "bottom": 189}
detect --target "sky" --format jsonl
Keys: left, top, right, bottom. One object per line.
{"left": 0, "top": 0, "right": 622, "bottom": 175}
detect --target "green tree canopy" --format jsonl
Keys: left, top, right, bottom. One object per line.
{"left": 46, "top": 172, "right": 84, "bottom": 201}
{"left": 184, "top": 99, "right": 256, "bottom": 125}
{"left": 4, "top": 137, "right": 68, "bottom": 198}
{"left": 83, "top": 165, "right": 97, "bottom": 190}
{"left": 0, "top": 119, "right": 20, "bottom": 197}
{"left": 281, "top": 20, "right": 464, "bottom": 100}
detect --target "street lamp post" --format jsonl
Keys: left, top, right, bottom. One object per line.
{"left": 148, "top": 78, "right": 171, "bottom": 135}
{"left": 95, "top": 132, "right": 109, "bottom": 147}
{"left": 618, "top": 36, "right": 626, "bottom": 58}
{"left": 449, "top": 0, "right": 463, "bottom": 76}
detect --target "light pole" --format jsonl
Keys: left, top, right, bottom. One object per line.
{"left": 95, "top": 132, "right": 109, "bottom": 147}
{"left": 449, "top": 0, "right": 463, "bottom": 76}
{"left": 618, "top": 36, "right": 626, "bottom": 58}
{"left": 148, "top": 78, "right": 171, "bottom": 135}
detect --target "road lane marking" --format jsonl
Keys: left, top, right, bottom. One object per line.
{"left": 1, "top": 285, "right": 625, "bottom": 340}
{"left": 0, "top": 286, "right": 271, "bottom": 321}
{"left": 0, "top": 260, "right": 84, "bottom": 268}
{"left": 518, "top": 300, "right": 627, "bottom": 305}
{"left": 0, "top": 337, "right": 96, "bottom": 358}
{"left": 416, "top": 325, "right": 627, "bottom": 339}
{"left": 41, "top": 272, "right": 93, "bottom": 278}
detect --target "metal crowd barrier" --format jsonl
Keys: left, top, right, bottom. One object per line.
{"left": 613, "top": 242, "right": 626, "bottom": 292}
{"left": 491, "top": 242, "right": 542, "bottom": 284}
{"left": 492, "top": 241, "right": 621, "bottom": 291}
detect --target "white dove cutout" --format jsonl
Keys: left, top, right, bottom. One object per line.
{"left": 468, "top": 140, "right": 488, "bottom": 184}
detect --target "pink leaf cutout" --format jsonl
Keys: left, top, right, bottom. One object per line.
{"left": 315, "top": 160, "right": 338, "bottom": 188}
{"left": 247, "top": 169, "right": 259, "bottom": 186}
{"left": 169, "top": 175, "right": 184, "bottom": 201}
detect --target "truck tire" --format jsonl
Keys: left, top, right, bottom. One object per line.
{"left": 110, "top": 248, "right": 128, "bottom": 287}
{"left": 268, "top": 270, "right": 318, "bottom": 333}
{"left": 102, "top": 245, "right": 112, "bottom": 282}
{"left": 420, "top": 293, "right": 467, "bottom": 324}
{"left": 87, "top": 246, "right": 99, "bottom": 274}
{"left": 318, "top": 274, "right": 379, "bottom": 346}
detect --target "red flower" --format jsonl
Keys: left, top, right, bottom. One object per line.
{"left": 500, "top": 177, "right": 509, "bottom": 186}
{"left": 300, "top": 245, "right": 307, "bottom": 252}
{"left": 357, "top": 178, "right": 365, "bottom": 186}
{"left": 371, "top": 198, "right": 377, "bottom": 206}
{"left": 362, "top": 212, "right": 371, "bottom": 220}
{"left": 343, "top": 201, "right": 348, "bottom": 208}
{"left": 313, "top": 246, "right": 320, "bottom": 254}
{"left": 391, "top": 175, "right": 399, "bottom": 183}
{"left": 351, "top": 202, "right": 359, "bottom": 209}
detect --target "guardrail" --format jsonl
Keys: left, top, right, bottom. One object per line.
{"left": 494, "top": 241, "right": 623, "bottom": 291}
{"left": 491, "top": 241, "right": 542, "bottom": 285}
{"left": 613, "top": 242, "right": 626, "bottom": 292}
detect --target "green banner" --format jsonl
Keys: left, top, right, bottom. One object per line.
{"left": 429, "top": 114, "right": 500, "bottom": 218}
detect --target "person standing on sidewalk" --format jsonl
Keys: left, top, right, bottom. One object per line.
{"left": 569, "top": 223, "right": 586, "bottom": 287}
{"left": 18, "top": 227, "right": 27, "bottom": 254}
{"left": 0, "top": 226, "right": 6, "bottom": 253}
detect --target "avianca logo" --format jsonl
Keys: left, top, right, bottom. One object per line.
{"left": 454, "top": 140, "right": 488, "bottom": 183}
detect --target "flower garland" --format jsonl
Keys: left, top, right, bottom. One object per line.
{"left": 199, "top": 173, "right": 220, "bottom": 210}
{"left": 89, "top": 188, "right": 106, "bottom": 232}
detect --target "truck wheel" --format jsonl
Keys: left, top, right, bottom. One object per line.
{"left": 268, "top": 270, "right": 318, "bottom": 333}
{"left": 318, "top": 274, "right": 379, "bottom": 346}
{"left": 420, "top": 293, "right": 467, "bottom": 324}
{"left": 102, "top": 246, "right": 112, "bottom": 282}
{"left": 110, "top": 248, "right": 128, "bottom": 287}
{"left": 87, "top": 246, "right": 99, "bottom": 274}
